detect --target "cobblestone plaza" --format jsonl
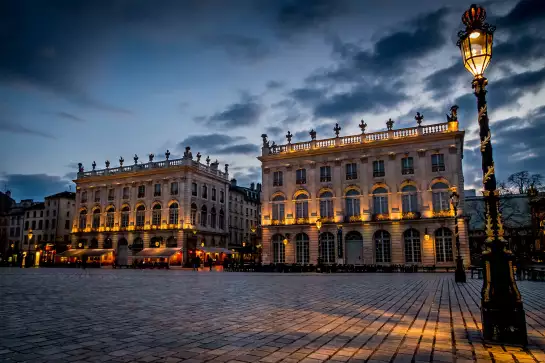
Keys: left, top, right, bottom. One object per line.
{"left": 1, "top": 270, "right": 545, "bottom": 363}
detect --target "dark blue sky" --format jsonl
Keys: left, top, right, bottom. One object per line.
{"left": 1, "top": 0, "right": 544, "bottom": 200}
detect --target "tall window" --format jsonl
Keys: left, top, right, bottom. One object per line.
{"left": 137, "top": 185, "right": 145, "bottom": 198}
{"left": 404, "top": 229, "right": 421, "bottom": 263}
{"left": 200, "top": 206, "right": 208, "bottom": 226}
{"left": 401, "top": 185, "right": 418, "bottom": 213}
{"left": 211, "top": 188, "right": 216, "bottom": 201}
{"left": 373, "top": 187, "right": 389, "bottom": 215}
{"left": 79, "top": 210, "right": 87, "bottom": 229}
{"left": 92, "top": 209, "right": 100, "bottom": 229}
{"left": 219, "top": 209, "right": 225, "bottom": 229}
{"left": 154, "top": 183, "right": 161, "bottom": 197}
{"left": 211, "top": 207, "right": 217, "bottom": 228}
{"left": 136, "top": 205, "right": 145, "bottom": 227}
{"left": 108, "top": 188, "right": 115, "bottom": 201}
{"left": 295, "top": 194, "right": 309, "bottom": 219}
{"left": 320, "top": 232, "right": 335, "bottom": 264}
{"left": 296, "top": 169, "right": 306, "bottom": 184}
{"left": 431, "top": 153, "right": 445, "bottom": 172}
{"left": 432, "top": 182, "right": 450, "bottom": 212}
{"left": 94, "top": 190, "right": 100, "bottom": 203}
{"left": 373, "top": 160, "right": 385, "bottom": 177}
{"left": 81, "top": 191, "right": 87, "bottom": 203}
{"left": 375, "top": 230, "right": 391, "bottom": 263}
{"left": 220, "top": 190, "right": 224, "bottom": 203}
{"left": 402, "top": 157, "right": 414, "bottom": 175}
{"left": 436, "top": 228, "right": 454, "bottom": 262}
{"left": 170, "top": 182, "right": 178, "bottom": 195}
{"left": 190, "top": 203, "right": 197, "bottom": 225}
{"left": 273, "top": 171, "right": 283, "bottom": 186}
{"left": 122, "top": 187, "right": 130, "bottom": 199}
{"left": 152, "top": 204, "right": 161, "bottom": 226}
{"left": 320, "top": 166, "right": 331, "bottom": 182}
{"left": 121, "top": 206, "right": 130, "bottom": 228}
{"left": 106, "top": 207, "right": 115, "bottom": 228}
{"left": 346, "top": 163, "right": 357, "bottom": 180}
{"left": 272, "top": 195, "right": 285, "bottom": 222}
{"left": 202, "top": 185, "right": 208, "bottom": 199}
{"left": 169, "top": 203, "right": 179, "bottom": 225}
{"left": 272, "top": 234, "right": 285, "bottom": 263}
{"left": 296, "top": 233, "right": 310, "bottom": 264}
{"left": 45, "top": 220, "right": 49, "bottom": 229}
{"left": 192, "top": 182, "right": 198, "bottom": 196}
{"left": 38, "top": 220, "right": 43, "bottom": 230}
{"left": 319, "top": 191, "right": 334, "bottom": 218}
{"left": 345, "top": 189, "right": 360, "bottom": 217}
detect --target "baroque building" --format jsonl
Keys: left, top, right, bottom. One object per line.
{"left": 71, "top": 148, "right": 230, "bottom": 266}
{"left": 259, "top": 108, "right": 469, "bottom": 267}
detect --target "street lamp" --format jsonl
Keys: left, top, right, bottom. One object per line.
{"left": 26, "top": 229, "right": 33, "bottom": 267}
{"left": 450, "top": 192, "right": 466, "bottom": 283}
{"left": 457, "top": 4, "right": 527, "bottom": 345}
{"left": 316, "top": 219, "right": 322, "bottom": 265}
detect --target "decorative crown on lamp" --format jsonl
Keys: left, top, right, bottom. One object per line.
{"left": 457, "top": 4, "right": 495, "bottom": 77}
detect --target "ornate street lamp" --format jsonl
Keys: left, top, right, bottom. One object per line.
{"left": 26, "top": 229, "right": 33, "bottom": 267}
{"left": 457, "top": 4, "right": 527, "bottom": 345}
{"left": 450, "top": 192, "right": 466, "bottom": 283}
{"left": 316, "top": 219, "right": 322, "bottom": 265}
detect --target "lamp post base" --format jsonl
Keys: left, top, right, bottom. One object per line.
{"left": 455, "top": 256, "right": 466, "bottom": 283}
{"left": 481, "top": 248, "right": 528, "bottom": 346}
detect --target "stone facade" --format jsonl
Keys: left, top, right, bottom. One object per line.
{"left": 259, "top": 113, "right": 469, "bottom": 267}
{"left": 228, "top": 179, "right": 261, "bottom": 248}
{"left": 72, "top": 149, "right": 230, "bottom": 264}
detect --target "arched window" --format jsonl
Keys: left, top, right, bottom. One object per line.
{"left": 432, "top": 182, "right": 450, "bottom": 212}
{"left": 121, "top": 206, "right": 130, "bottom": 228}
{"left": 345, "top": 189, "right": 360, "bottom": 217}
{"left": 295, "top": 233, "right": 310, "bottom": 264}
{"left": 136, "top": 205, "right": 145, "bottom": 227}
{"left": 272, "top": 234, "right": 285, "bottom": 263}
{"left": 319, "top": 232, "right": 335, "bottom": 264}
{"left": 219, "top": 209, "right": 225, "bottom": 229}
{"left": 200, "top": 205, "right": 207, "bottom": 227}
{"left": 401, "top": 185, "right": 418, "bottom": 213}
{"left": 375, "top": 230, "right": 391, "bottom": 263}
{"left": 211, "top": 207, "right": 217, "bottom": 228}
{"left": 319, "top": 191, "right": 333, "bottom": 218}
{"left": 77, "top": 239, "right": 87, "bottom": 249}
{"left": 272, "top": 195, "right": 285, "bottom": 222}
{"left": 104, "top": 237, "right": 113, "bottom": 249}
{"left": 169, "top": 203, "right": 179, "bottom": 225}
{"left": 132, "top": 237, "right": 144, "bottom": 253}
{"left": 190, "top": 203, "right": 197, "bottom": 225}
{"left": 373, "top": 187, "right": 389, "bottom": 215}
{"left": 152, "top": 204, "right": 161, "bottom": 226}
{"left": 106, "top": 207, "right": 115, "bottom": 228}
{"left": 150, "top": 236, "right": 162, "bottom": 248}
{"left": 295, "top": 193, "right": 309, "bottom": 219}
{"left": 404, "top": 229, "right": 421, "bottom": 263}
{"left": 90, "top": 238, "right": 99, "bottom": 249}
{"left": 79, "top": 210, "right": 87, "bottom": 229}
{"left": 435, "top": 228, "right": 453, "bottom": 262}
{"left": 166, "top": 236, "right": 177, "bottom": 248}
{"left": 92, "top": 209, "right": 101, "bottom": 229}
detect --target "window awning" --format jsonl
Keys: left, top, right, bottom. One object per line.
{"left": 57, "top": 249, "right": 114, "bottom": 257}
{"left": 135, "top": 248, "right": 182, "bottom": 258}
{"left": 198, "top": 247, "right": 234, "bottom": 255}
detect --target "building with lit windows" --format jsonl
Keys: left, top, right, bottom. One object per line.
{"left": 259, "top": 108, "right": 469, "bottom": 267}
{"left": 70, "top": 147, "right": 231, "bottom": 266}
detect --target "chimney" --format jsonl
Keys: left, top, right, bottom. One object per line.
{"left": 230, "top": 178, "right": 237, "bottom": 187}
{"left": 250, "top": 182, "right": 255, "bottom": 190}
{"left": 257, "top": 183, "right": 262, "bottom": 192}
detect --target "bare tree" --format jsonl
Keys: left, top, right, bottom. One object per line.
{"left": 506, "top": 171, "right": 543, "bottom": 194}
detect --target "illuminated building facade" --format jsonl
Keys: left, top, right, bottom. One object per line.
{"left": 72, "top": 147, "right": 230, "bottom": 265}
{"left": 259, "top": 108, "right": 469, "bottom": 267}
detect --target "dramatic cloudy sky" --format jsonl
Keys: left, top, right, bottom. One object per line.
{"left": 1, "top": 0, "right": 544, "bottom": 200}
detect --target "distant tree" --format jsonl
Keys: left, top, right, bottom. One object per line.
{"left": 506, "top": 171, "right": 543, "bottom": 194}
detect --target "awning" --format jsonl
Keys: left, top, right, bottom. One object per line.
{"left": 198, "top": 247, "right": 234, "bottom": 255}
{"left": 56, "top": 249, "right": 114, "bottom": 257}
{"left": 135, "top": 248, "right": 182, "bottom": 258}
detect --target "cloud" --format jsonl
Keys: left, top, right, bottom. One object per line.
{"left": 177, "top": 133, "right": 259, "bottom": 156}
{"left": 202, "top": 95, "right": 263, "bottom": 128}
{"left": 232, "top": 166, "right": 261, "bottom": 187}
{"left": 56, "top": 112, "right": 85, "bottom": 122}
{"left": 265, "top": 126, "right": 283, "bottom": 137}
{"left": 0, "top": 173, "right": 74, "bottom": 201}
{"left": 0, "top": 119, "right": 55, "bottom": 139}
{"left": 266, "top": 81, "right": 284, "bottom": 90}
{"left": 496, "top": 0, "right": 545, "bottom": 32}
{"left": 273, "top": 0, "right": 351, "bottom": 35}
{"left": 203, "top": 34, "right": 270, "bottom": 61}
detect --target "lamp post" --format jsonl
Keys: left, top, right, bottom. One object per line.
{"left": 450, "top": 192, "right": 466, "bottom": 283}
{"left": 457, "top": 4, "right": 527, "bottom": 345}
{"left": 26, "top": 229, "right": 33, "bottom": 268}
{"left": 316, "top": 219, "right": 322, "bottom": 266}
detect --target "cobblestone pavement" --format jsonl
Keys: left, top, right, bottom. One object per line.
{"left": 1, "top": 269, "right": 545, "bottom": 363}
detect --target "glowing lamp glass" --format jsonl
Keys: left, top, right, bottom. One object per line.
{"left": 283, "top": 238, "right": 288, "bottom": 245}
{"left": 460, "top": 29, "right": 493, "bottom": 77}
